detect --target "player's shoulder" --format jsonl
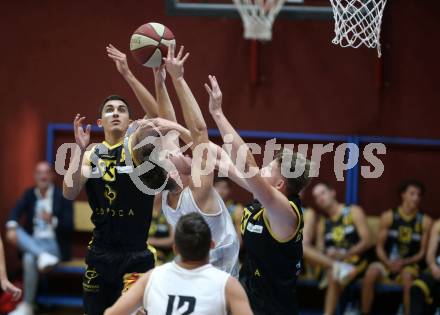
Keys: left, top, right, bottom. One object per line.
{"left": 379, "top": 209, "right": 394, "bottom": 224}
{"left": 348, "top": 204, "right": 365, "bottom": 216}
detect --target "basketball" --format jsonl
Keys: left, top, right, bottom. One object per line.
{"left": 130, "top": 22, "right": 175, "bottom": 68}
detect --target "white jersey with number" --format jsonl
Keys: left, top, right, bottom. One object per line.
{"left": 162, "top": 187, "right": 240, "bottom": 277}
{"left": 144, "top": 262, "right": 229, "bottom": 315}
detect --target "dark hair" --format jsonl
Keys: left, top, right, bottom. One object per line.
{"left": 135, "top": 129, "right": 176, "bottom": 191}
{"left": 100, "top": 95, "right": 131, "bottom": 117}
{"left": 175, "top": 213, "right": 212, "bottom": 261}
{"left": 214, "top": 176, "right": 231, "bottom": 185}
{"left": 275, "top": 148, "right": 313, "bottom": 197}
{"left": 399, "top": 179, "right": 425, "bottom": 196}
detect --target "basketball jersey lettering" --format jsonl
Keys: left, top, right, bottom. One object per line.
{"left": 165, "top": 295, "right": 196, "bottom": 315}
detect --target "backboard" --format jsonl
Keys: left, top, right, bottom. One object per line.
{"left": 165, "top": 0, "right": 333, "bottom": 20}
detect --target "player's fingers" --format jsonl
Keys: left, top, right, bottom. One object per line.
{"left": 181, "top": 52, "right": 190, "bottom": 63}
{"left": 74, "top": 113, "right": 80, "bottom": 123}
{"left": 208, "top": 75, "right": 216, "bottom": 87}
{"left": 176, "top": 45, "right": 184, "bottom": 59}
{"left": 86, "top": 124, "right": 92, "bottom": 134}
{"left": 77, "top": 117, "right": 86, "bottom": 128}
{"left": 204, "top": 83, "right": 212, "bottom": 95}
{"left": 213, "top": 76, "right": 220, "bottom": 90}
{"left": 168, "top": 43, "right": 175, "bottom": 59}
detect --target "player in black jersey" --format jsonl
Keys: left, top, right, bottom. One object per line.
{"left": 206, "top": 76, "right": 312, "bottom": 315}
{"left": 313, "top": 183, "right": 370, "bottom": 315}
{"left": 410, "top": 219, "right": 440, "bottom": 315}
{"left": 63, "top": 91, "right": 167, "bottom": 315}
{"left": 361, "top": 180, "right": 432, "bottom": 315}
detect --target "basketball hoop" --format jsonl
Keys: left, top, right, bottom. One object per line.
{"left": 329, "top": 0, "right": 388, "bottom": 57}
{"left": 233, "top": 0, "right": 287, "bottom": 41}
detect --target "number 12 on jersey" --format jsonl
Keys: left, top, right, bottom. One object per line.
{"left": 166, "top": 295, "right": 196, "bottom": 315}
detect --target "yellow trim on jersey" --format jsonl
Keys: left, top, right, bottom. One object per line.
{"left": 262, "top": 201, "right": 302, "bottom": 244}
{"left": 127, "top": 135, "right": 141, "bottom": 166}
{"left": 147, "top": 243, "right": 158, "bottom": 264}
{"left": 329, "top": 206, "right": 344, "bottom": 222}
{"left": 102, "top": 140, "right": 123, "bottom": 150}
{"left": 253, "top": 209, "right": 264, "bottom": 220}
{"left": 398, "top": 207, "right": 418, "bottom": 222}
{"left": 413, "top": 279, "right": 433, "bottom": 304}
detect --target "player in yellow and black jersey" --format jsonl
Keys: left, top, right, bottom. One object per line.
{"left": 410, "top": 219, "right": 440, "bottom": 315}
{"left": 208, "top": 85, "right": 313, "bottom": 314}
{"left": 63, "top": 94, "right": 169, "bottom": 315}
{"left": 313, "top": 183, "right": 371, "bottom": 315}
{"left": 361, "top": 180, "right": 432, "bottom": 315}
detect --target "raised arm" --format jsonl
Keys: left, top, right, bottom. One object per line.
{"left": 149, "top": 117, "right": 250, "bottom": 192}
{"left": 63, "top": 114, "right": 91, "bottom": 200}
{"left": 208, "top": 76, "right": 297, "bottom": 240}
{"left": 164, "top": 44, "right": 218, "bottom": 213}
{"left": 107, "top": 44, "right": 158, "bottom": 118}
{"left": 153, "top": 66, "right": 177, "bottom": 122}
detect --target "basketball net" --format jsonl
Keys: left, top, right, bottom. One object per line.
{"left": 329, "top": 0, "right": 388, "bottom": 57}
{"left": 233, "top": 0, "right": 287, "bottom": 41}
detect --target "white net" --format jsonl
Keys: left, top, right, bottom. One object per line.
{"left": 330, "top": 0, "right": 388, "bottom": 57}
{"left": 233, "top": 0, "right": 287, "bottom": 41}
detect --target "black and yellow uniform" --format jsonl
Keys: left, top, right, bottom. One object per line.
{"left": 239, "top": 196, "right": 303, "bottom": 315}
{"left": 83, "top": 140, "right": 155, "bottom": 315}
{"left": 384, "top": 207, "right": 425, "bottom": 278}
{"left": 148, "top": 210, "right": 173, "bottom": 265}
{"left": 410, "top": 224, "right": 440, "bottom": 315}
{"left": 324, "top": 206, "right": 368, "bottom": 275}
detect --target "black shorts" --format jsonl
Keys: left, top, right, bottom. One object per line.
{"left": 83, "top": 245, "right": 155, "bottom": 315}
{"left": 410, "top": 271, "right": 440, "bottom": 315}
{"left": 239, "top": 274, "right": 298, "bottom": 315}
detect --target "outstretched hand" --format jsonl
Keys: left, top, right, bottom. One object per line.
{"left": 106, "top": 44, "right": 132, "bottom": 77}
{"left": 1, "top": 279, "right": 22, "bottom": 301}
{"left": 204, "top": 75, "right": 223, "bottom": 115}
{"left": 163, "top": 44, "right": 189, "bottom": 80}
{"left": 74, "top": 114, "right": 91, "bottom": 150}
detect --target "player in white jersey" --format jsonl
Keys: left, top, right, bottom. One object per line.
{"left": 107, "top": 44, "right": 240, "bottom": 276}
{"left": 104, "top": 213, "right": 253, "bottom": 315}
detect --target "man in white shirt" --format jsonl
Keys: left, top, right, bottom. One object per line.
{"left": 104, "top": 212, "right": 252, "bottom": 315}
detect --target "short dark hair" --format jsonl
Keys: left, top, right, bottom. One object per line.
{"left": 175, "top": 213, "right": 212, "bottom": 261}
{"left": 214, "top": 176, "right": 231, "bottom": 185}
{"left": 275, "top": 148, "right": 313, "bottom": 197}
{"left": 135, "top": 129, "right": 176, "bottom": 191}
{"left": 399, "top": 179, "right": 425, "bottom": 196}
{"left": 100, "top": 95, "right": 131, "bottom": 117}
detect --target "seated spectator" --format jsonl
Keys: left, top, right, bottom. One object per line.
{"left": 5, "top": 161, "right": 73, "bottom": 315}
{"left": 360, "top": 179, "right": 432, "bottom": 315}
{"left": 147, "top": 194, "right": 174, "bottom": 265}
{"left": 0, "top": 233, "right": 21, "bottom": 300}
{"left": 410, "top": 218, "right": 440, "bottom": 315}
{"left": 302, "top": 206, "right": 355, "bottom": 282}
{"left": 313, "top": 182, "right": 370, "bottom": 315}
